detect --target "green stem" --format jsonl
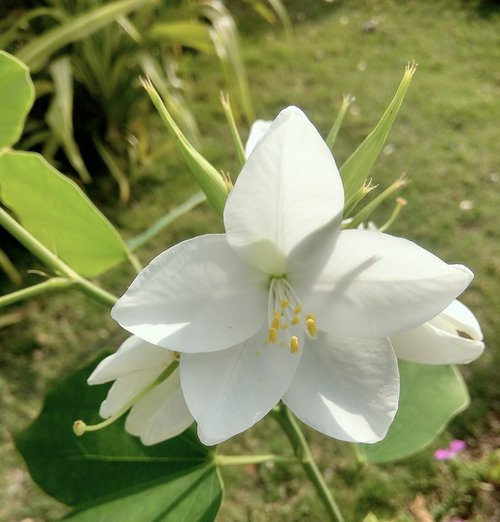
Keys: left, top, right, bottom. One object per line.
{"left": 0, "top": 207, "right": 117, "bottom": 308}
{"left": 74, "top": 278, "right": 117, "bottom": 308}
{"left": 215, "top": 454, "right": 296, "bottom": 467}
{"left": 0, "top": 277, "right": 74, "bottom": 308}
{"left": 0, "top": 206, "right": 77, "bottom": 278}
{"left": 272, "top": 404, "right": 344, "bottom": 522}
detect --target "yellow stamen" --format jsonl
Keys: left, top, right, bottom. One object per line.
{"left": 294, "top": 305, "right": 302, "bottom": 315}
{"left": 280, "top": 299, "right": 290, "bottom": 308}
{"left": 268, "top": 327, "right": 278, "bottom": 344}
{"left": 306, "top": 315, "right": 318, "bottom": 337}
{"left": 291, "top": 316, "right": 300, "bottom": 325}
{"left": 289, "top": 336, "right": 299, "bottom": 354}
{"left": 280, "top": 322, "right": 288, "bottom": 330}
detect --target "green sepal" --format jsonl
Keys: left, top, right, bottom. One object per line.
{"left": 340, "top": 63, "right": 416, "bottom": 207}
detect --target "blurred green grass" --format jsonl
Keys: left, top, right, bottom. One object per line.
{"left": 1, "top": 1, "right": 499, "bottom": 520}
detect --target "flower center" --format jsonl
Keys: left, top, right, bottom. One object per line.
{"left": 267, "top": 277, "right": 317, "bottom": 354}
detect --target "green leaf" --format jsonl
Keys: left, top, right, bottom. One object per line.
{"left": 46, "top": 57, "right": 91, "bottom": 184}
{"left": 357, "top": 361, "right": 469, "bottom": 463}
{"left": 0, "top": 151, "right": 132, "bottom": 277}
{"left": 340, "top": 64, "right": 416, "bottom": 207}
{"left": 149, "top": 21, "right": 214, "bottom": 53}
{"left": 15, "top": 0, "right": 158, "bottom": 73}
{"left": 0, "top": 51, "right": 35, "bottom": 149}
{"left": 15, "top": 356, "right": 222, "bottom": 521}
{"left": 65, "top": 466, "right": 222, "bottom": 521}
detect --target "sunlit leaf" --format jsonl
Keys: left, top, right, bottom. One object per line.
{"left": 357, "top": 361, "right": 469, "bottom": 463}
{"left": 16, "top": 356, "right": 222, "bottom": 521}
{"left": 0, "top": 51, "right": 35, "bottom": 149}
{"left": 0, "top": 151, "right": 132, "bottom": 277}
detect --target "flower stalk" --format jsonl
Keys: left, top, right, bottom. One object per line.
{"left": 272, "top": 404, "right": 344, "bottom": 522}
{"left": 0, "top": 206, "right": 117, "bottom": 308}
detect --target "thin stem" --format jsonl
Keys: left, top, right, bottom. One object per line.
{"left": 74, "top": 278, "right": 117, "bottom": 308}
{"left": 0, "top": 277, "right": 74, "bottom": 308}
{"left": 215, "top": 454, "right": 297, "bottom": 467}
{"left": 272, "top": 404, "right": 344, "bottom": 522}
{"left": 0, "top": 206, "right": 78, "bottom": 278}
{"left": 0, "top": 206, "right": 118, "bottom": 308}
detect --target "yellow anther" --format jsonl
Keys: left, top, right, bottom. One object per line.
{"left": 291, "top": 316, "right": 300, "bottom": 325}
{"left": 280, "top": 322, "right": 288, "bottom": 330}
{"left": 294, "top": 305, "right": 302, "bottom": 315}
{"left": 306, "top": 317, "right": 318, "bottom": 337}
{"left": 289, "top": 336, "right": 299, "bottom": 354}
{"left": 280, "top": 299, "right": 290, "bottom": 308}
{"left": 172, "top": 351, "right": 181, "bottom": 360}
{"left": 268, "top": 327, "right": 278, "bottom": 344}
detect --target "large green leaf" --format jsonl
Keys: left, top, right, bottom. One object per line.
{"left": 0, "top": 151, "right": 131, "bottom": 277}
{"left": 0, "top": 51, "right": 35, "bottom": 149}
{"left": 357, "top": 361, "right": 469, "bottom": 463}
{"left": 15, "top": 356, "right": 222, "bottom": 521}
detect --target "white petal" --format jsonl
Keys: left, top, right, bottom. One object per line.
{"left": 439, "top": 300, "right": 483, "bottom": 341}
{"left": 297, "top": 230, "right": 473, "bottom": 338}
{"left": 245, "top": 119, "right": 272, "bottom": 157}
{"left": 283, "top": 334, "right": 399, "bottom": 443}
{"left": 112, "top": 234, "right": 268, "bottom": 353}
{"left": 125, "top": 369, "right": 193, "bottom": 445}
{"left": 88, "top": 336, "right": 172, "bottom": 385}
{"left": 391, "top": 322, "right": 484, "bottom": 365}
{"left": 224, "top": 106, "right": 344, "bottom": 275}
{"left": 99, "top": 367, "right": 164, "bottom": 418}
{"left": 180, "top": 328, "right": 302, "bottom": 445}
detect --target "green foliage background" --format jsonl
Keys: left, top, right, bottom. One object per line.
{"left": 1, "top": 1, "right": 499, "bottom": 520}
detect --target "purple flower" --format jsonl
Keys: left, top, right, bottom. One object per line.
{"left": 434, "top": 439, "right": 466, "bottom": 460}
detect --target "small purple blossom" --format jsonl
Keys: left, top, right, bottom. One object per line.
{"left": 434, "top": 439, "right": 467, "bottom": 461}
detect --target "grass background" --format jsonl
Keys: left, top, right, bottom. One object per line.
{"left": 1, "top": 0, "right": 499, "bottom": 520}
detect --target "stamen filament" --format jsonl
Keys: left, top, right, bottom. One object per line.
{"left": 73, "top": 359, "right": 179, "bottom": 436}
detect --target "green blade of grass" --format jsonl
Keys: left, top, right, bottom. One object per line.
{"left": 16, "top": 0, "right": 158, "bottom": 73}
{"left": 127, "top": 191, "right": 207, "bottom": 251}
{"left": 46, "top": 57, "right": 91, "bottom": 184}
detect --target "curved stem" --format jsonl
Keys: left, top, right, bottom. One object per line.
{"left": 0, "top": 206, "right": 117, "bottom": 308}
{"left": 0, "top": 277, "right": 74, "bottom": 308}
{"left": 215, "top": 454, "right": 296, "bottom": 467}
{"left": 272, "top": 404, "right": 344, "bottom": 522}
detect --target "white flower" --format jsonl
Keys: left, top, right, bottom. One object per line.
{"left": 391, "top": 299, "right": 484, "bottom": 364}
{"left": 88, "top": 335, "right": 193, "bottom": 445}
{"left": 111, "top": 107, "right": 472, "bottom": 446}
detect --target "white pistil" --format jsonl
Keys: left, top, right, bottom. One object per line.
{"left": 267, "top": 277, "right": 317, "bottom": 354}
